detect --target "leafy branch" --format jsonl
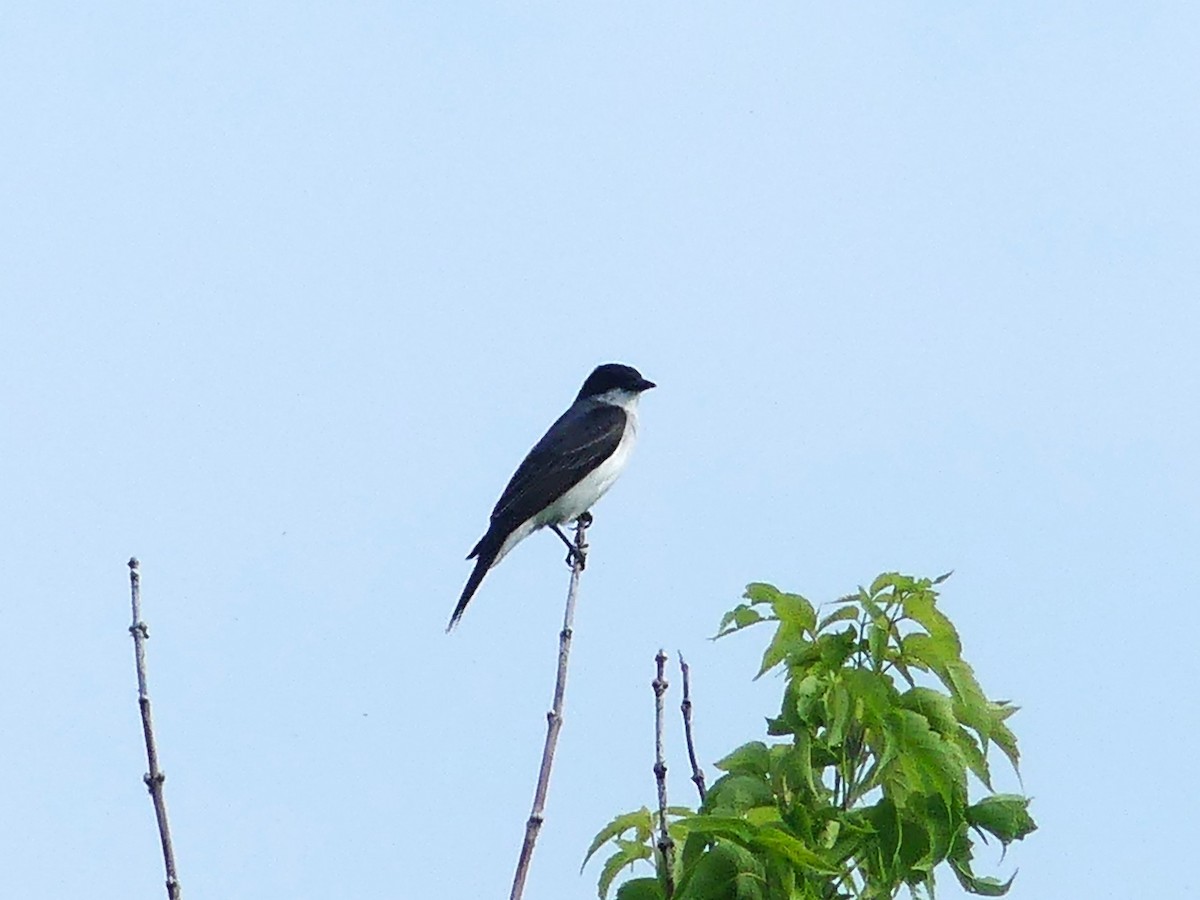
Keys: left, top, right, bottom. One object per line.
{"left": 588, "top": 573, "right": 1036, "bottom": 900}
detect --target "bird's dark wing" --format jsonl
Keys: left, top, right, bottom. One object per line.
{"left": 489, "top": 400, "right": 626, "bottom": 528}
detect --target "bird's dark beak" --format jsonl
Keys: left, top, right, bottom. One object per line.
{"left": 638, "top": 378, "right": 657, "bottom": 392}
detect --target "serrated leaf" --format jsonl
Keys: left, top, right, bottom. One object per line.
{"left": 869, "top": 573, "right": 901, "bottom": 596}
{"left": 704, "top": 775, "right": 774, "bottom": 816}
{"left": 791, "top": 672, "right": 826, "bottom": 726}
{"left": 716, "top": 604, "right": 767, "bottom": 639}
{"left": 859, "top": 593, "right": 888, "bottom": 626}
{"left": 943, "top": 660, "right": 994, "bottom": 748}
{"left": 679, "top": 815, "right": 757, "bottom": 843}
{"left": 816, "top": 630, "right": 857, "bottom": 670}
{"left": 585, "top": 808, "right": 654, "bottom": 868}
{"left": 767, "top": 590, "right": 817, "bottom": 633}
{"left": 868, "top": 622, "right": 888, "bottom": 669}
{"left": 818, "top": 605, "right": 860, "bottom": 632}
{"left": 966, "top": 795, "right": 1036, "bottom": 846}
{"left": 744, "top": 805, "right": 784, "bottom": 827}
{"left": 989, "top": 710, "right": 1022, "bottom": 774}
{"left": 824, "top": 681, "right": 851, "bottom": 748}
{"left": 750, "top": 825, "right": 840, "bottom": 874}
{"left": 598, "top": 840, "right": 653, "bottom": 899}
{"left": 757, "top": 621, "right": 808, "bottom": 679}
{"left": 881, "top": 710, "right": 967, "bottom": 807}
{"left": 903, "top": 590, "right": 962, "bottom": 657}
{"left": 744, "top": 583, "right": 782, "bottom": 605}
{"left": 615, "top": 878, "right": 665, "bottom": 900}
{"left": 841, "top": 668, "right": 895, "bottom": 728}
{"left": 949, "top": 857, "right": 1017, "bottom": 896}
{"left": 676, "top": 840, "right": 765, "bottom": 900}
{"left": 791, "top": 731, "right": 821, "bottom": 800}
{"left": 900, "top": 687, "right": 957, "bottom": 733}
{"left": 901, "top": 633, "right": 957, "bottom": 675}
{"left": 715, "top": 742, "right": 770, "bottom": 777}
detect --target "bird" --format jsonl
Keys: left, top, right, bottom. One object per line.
{"left": 448, "top": 363, "right": 656, "bottom": 630}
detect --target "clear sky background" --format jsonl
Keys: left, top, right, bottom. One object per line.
{"left": 2, "top": 4, "right": 1197, "bottom": 898}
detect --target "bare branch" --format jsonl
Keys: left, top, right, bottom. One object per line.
{"left": 510, "top": 513, "right": 591, "bottom": 900}
{"left": 127, "top": 558, "right": 182, "bottom": 900}
{"left": 653, "top": 649, "right": 675, "bottom": 898}
{"left": 678, "top": 653, "right": 707, "bottom": 804}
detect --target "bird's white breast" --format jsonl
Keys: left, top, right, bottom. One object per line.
{"left": 540, "top": 391, "right": 640, "bottom": 526}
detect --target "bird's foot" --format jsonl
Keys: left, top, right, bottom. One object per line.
{"left": 551, "top": 522, "right": 589, "bottom": 570}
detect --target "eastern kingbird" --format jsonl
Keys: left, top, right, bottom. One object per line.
{"left": 448, "top": 363, "right": 656, "bottom": 630}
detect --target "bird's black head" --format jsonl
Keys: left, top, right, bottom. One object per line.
{"left": 576, "top": 363, "right": 656, "bottom": 401}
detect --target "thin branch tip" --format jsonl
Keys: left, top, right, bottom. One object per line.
{"left": 127, "top": 559, "right": 182, "bottom": 898}
{"left": 652, "top": 650, "right": 676, "bottom": 897}
{"left": 510, "top": 514, "right": 592, "bottom": 900}
{"left": 679, "top": 653, "right": 708, "bottom": 803}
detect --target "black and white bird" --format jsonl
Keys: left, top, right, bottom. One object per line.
{"left": 448, "top": 363, "right": 656, "bottom": 630}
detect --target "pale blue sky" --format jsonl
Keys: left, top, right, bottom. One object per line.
{"left": 2, "top": 4, "right": 1197, "bottom": 898}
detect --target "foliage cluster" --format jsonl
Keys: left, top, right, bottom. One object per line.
{"left": 586, "top": 574, "right": 1035, "bottom": 900}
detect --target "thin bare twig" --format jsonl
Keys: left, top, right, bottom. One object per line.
{"left": 653, "top": 649, "right": 675, "bottom": 898}
{"left": 678, "top": 653, "right": 707, "bottom": 804}
{"left": 510, "top": 513, "right": 591, "bottom": 900}
{"left": 127, "top": 558, "right": 182, "bottom": 900}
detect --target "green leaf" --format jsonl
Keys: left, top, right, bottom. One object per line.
{"left": 703, "top": 776, "right": 774, "bottom": 816}
{"left": 789, "top": 731, "right": 822, "bottom": 800}
{"left": 750, "top": 825, "right": 841, "bottom": 874}
{"left": 899, "top": 687, "right": 957, "bottom": 734}
{"left": 881, "top": 710, "right": 967, "bottom": 807}
{"left": 615, "top": 878, "right": 665, "bottom": 900}
{"left": 682, "top": 815, "right": 758, "bottom": 843}
{"left": 967, "top": 795, "right": 1037, "bottom": 846}
{"left": 902, "top": 589, "right": 962, "bottom": 657}
{"left": 716, "top": 604, "right": 767, "bottom": 638}
{"left": 943, "top": 660, "right": 995, "bottom": 746}
{"left": 715, "top": 742, "right": 771, "bottom": 777}
{"left": 824, "top": 680, "right": 851, "bottom": 748}
{"left": 744, "top": 583, "right": 782, "bottom": 606}
{"left": 949, "top": 857, "right": 1017, "bottom": 896}
{"left": 791, "top": 672, "right": 827, "bottom": 726}
{"left": 868, "top": 622, "right": 888, "bottom": 669}
{"left": 869, "top": 572, "right": 901, "bottom": 596}
{"left": 744, "top": 805, "right": 784, "bottom": 827}
{"left": 756, "top": 620, "right": 808, "bottom": 679}
{"left": 817, "top": 605, "right": 860, "bottom": 632}
{"left": 989, "top": 706, "right": 1022, "bottom": 773}
{"left": 842, "top": 668, "right": 896, "bottom": 728}
{"left": 813, "top": 630, "right": 857, "bottom": 672}
{"left": 864, "top": 797, "right": 902, "bottom": 881}
{"left": 598, "top": 840, "right": 653, "bottom": 899}
{"left": 859, "top": 592, "right": 888, "bottom": 627}
{"left": 676, "top": 840, "right": 765, "bottom": 900}
{"left": 901, "top": 632, "right": 957, "bottom": 674}
{"left": 585, "top": 808, "right": 654, "bottom": 868}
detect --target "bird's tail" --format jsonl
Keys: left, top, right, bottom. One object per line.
{"left": 447, "top": 529, "right": 503, "bottom": 631}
